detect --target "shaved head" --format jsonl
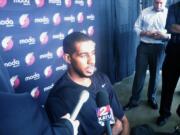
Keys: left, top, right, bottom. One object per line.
{"left": 153, "top": 0, "right": 166, "bottom": 11}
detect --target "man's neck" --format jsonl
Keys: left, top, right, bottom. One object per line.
{"left": 67, "top": 72, "right": 92, "bottom": 87}
{"left": 153, "top": 7, "right": 164, "bottom": 12}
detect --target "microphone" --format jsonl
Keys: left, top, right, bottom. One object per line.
{"left": 96, "top": 90, "right": 114, "bottom": 135}
{"left": 70, "top": 90, "right": 89, "bottom": 120}
{"left": 177, "top": 104, "right": 180, "bottom": 117}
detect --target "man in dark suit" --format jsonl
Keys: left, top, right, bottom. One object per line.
{"left": 157, "top": 1, "right": 180, "bottom": 126}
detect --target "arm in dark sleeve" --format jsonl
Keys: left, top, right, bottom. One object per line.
{"left": 0, "top": 56, "right": 14, "bottom": 93}
{"left": 52, "top": 118, "right": 73, "bottom": 135}
{"left": 166, "top": 4, "right": 176, "bottom": 33}
{"left": 45, "top": 96, "right": 68, "bottom": 123}
{"left": 102, "top": 74, "right": 125, "bottom": 119}
{"left": 102, "top": 74, "right": 130, "bottom": 135}
{"left": 109, "top": 89, "right": 125, "bottom": 119}
{"left": 45, "top": 97, "right": 74, "bottom": 135}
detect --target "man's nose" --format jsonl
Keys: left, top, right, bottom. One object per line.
{"left": 157, "top": 3, "right": 162, "bottom": 8}
{"left": 88, "top": 55, "right": 95, "bottom": 64}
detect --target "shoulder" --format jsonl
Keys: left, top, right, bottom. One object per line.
{"left": 173, "top": 1, "right": 180, "bottom": 7}
{"left": 169, "top": 2, "right": 179, "bottom": 10}
{"left": 139, "top": 6, "right": 153, "bottom": 17}
{"left": 173, "top": 2, "right": 180, "bottom": 11}
{"left": 92, "top": 71, "right": 113, "bottom": 93}
{"left": 164, "top": 6, "right": 168, "bottom": 11}
{"left": 162, "top": 7, "right": 168, "bottom": 15}
{"left": 48, "top": 73, "right": 70, "bottom": 95}
{"left": 93, "top": 71, "right": 110, "bottom": 82}
{"left": 142, "top": 6, "right": 153, "bottom": 13}
{"left": 167, "top": 2, "right": 179, "bottom": 15}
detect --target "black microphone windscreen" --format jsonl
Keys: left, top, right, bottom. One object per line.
{"left": 96, "top": 91, "right": 109, "bottom": 107}
{"left": 177, "top": 104, "right": 180, "bottom": 117}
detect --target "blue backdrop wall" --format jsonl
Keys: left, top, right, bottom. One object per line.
{"left": 0, "top": 0, "right": 154, "bottom": 104}
{"left": 0, "top": 0, "right": 96, "bottom": 104}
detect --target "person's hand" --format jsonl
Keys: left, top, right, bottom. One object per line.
{"left": 140, "top": 31, "right": 154, "bottom": 37}
{"left": 103, "top": 119, "right": 123, "bottom": 135}
{"left": 112, "top": 119, "right": 123, "bottom": 135}
{"left": 152, "top": 31, "right": 169, "bottom": 40}
{"left": 62, "top": 113, "right": 80, "bottom": 135}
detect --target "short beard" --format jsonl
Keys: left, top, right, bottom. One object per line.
{"left": 71, "top": 65, "right": 92, "bottom": 78}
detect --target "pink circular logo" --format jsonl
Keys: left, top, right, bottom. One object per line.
{"left": 19, "top": 14, "right": 30, "bottom": 28}
{"left": 25, "top": 52, "right": 35, "bottom": 66}
{"left": 53, "top": 13, "right": 61, "bottom": 26}
{"left": 40, "top": 32, "right": 49, "bottom": 45}
{"left": 65, "top": 0, "right": 72, "bottom": 8}
{"left": 10, "top": 75, "right": 20, "bottom": 89}
{"left": 1, "top": 36, "right": 14, "bottom": 51}
{"left": 56, "top": 46, "right": 64, "bottom": 58}
{"left": 0, "top": 0, "right": 7, "bottom": 8}
{"left": 35, "top": 0, "right": 45, "bottom": 7}
{"left": 88, "top": 26, "right": 94, "bottom": 36}
{"left": 87, "top": 0, "right": 93, "bottom": 7}
{"left": 44, "top": 66, "right": 53, "bottom": 78}
{"left": 31, "top": 87, "right": 40, "bottom": 98}
{"left": 77, "top": 12, "right": 84, "bottom": 23}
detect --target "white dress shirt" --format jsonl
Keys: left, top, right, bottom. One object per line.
{"left": 134, "top": 6, "right": 170, "bottom": 44}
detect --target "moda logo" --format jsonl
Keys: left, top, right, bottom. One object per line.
{"left": 31, "top": 87, "right": 40, "bottom": 98}
{"left": 39, "top": 51, "right": 53, "bottom": 59}
{"left": 87, "top": 14, "right": 95, "bottom": 21}
{"left": 88, "top": 26, "right": 94, "bottom": 36}
{"left": 48, "top": 0, "right": 61, "bottom": 5}
{"left": 40, "top": 32, "right": 49, "bottom": 45}
{"left": 1, "top": 36, "right": 14, "bottom": 51}
{"left": 56, "top": 46, "right": 63, "bottom": 58}
{"left": 19, "top": 36, "right": 36, "bottom": 45}
{"left": 19, "top": 14, "right": 30, "bottom": 28}
{"left": 4, "top": 59, "right": 20, "bottom": 68}
{"left": 34, "top": 16, "right": 49, "bottom": 24}
{"left": 77, "top": 12, "right": 84, "bottom": 23}
{"left": 64, "top": 0, "right": 72, "bottom": 8}
{"left": 44, "top": 66, "right": 53, "bottom": 78}
{"left": 44, "top": 83, "right": 54, "bottom": 92}
{"left": 75, "top": 0, "right": 84, "bottom": 6}
{"left": 55, "top": 64, "right": 67, "bottom": 71}
{"left": 25, "top": 72, "right": 40, "bottom": 81}
{"left": 35, "top": 0, "right": 44, "bottom": 7}
{"left": 25, "top": 52, "right": 35, "bottom": 66}
{"left": 52, "top": 32, "right": 64, "bottom": 40}
{"left": 0, "top": 0, "right": 7, "bottom": 8}
{"left": 64, "top": 15, "right": 75, "bottom": 23}
{"left": 10, "top": 75, "right": 20, "bottom": 88}
{"left": 0, "top": 18, "right": 14, "bottom": 27}
{"left": 53, "top": 13, "right": 61, "bottom": 26}
{"left": 13, "top": 0, "right": 30, "bottom": 5}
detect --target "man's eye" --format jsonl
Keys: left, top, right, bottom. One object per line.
{"left": 80, "top": 54, "right": 87, "bottom": 58}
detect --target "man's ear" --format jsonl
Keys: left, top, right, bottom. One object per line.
{"left": 63, "top": 53, "right": 71, "bottom": 64}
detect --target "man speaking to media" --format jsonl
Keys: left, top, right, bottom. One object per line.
{"left": 45, "top": 32, "right": 130, "bottom": 135}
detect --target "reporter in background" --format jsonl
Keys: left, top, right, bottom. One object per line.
{"left": 0, "top": 54, "right": 79, "bottom": 135}
{"left": 124, "top": 0, "right": 170, "bottom": 111}
{"left": 0, "top": 56, "right": 13, "bottom": 93}
{"left": 45, "top": 32, "right": 130, "bottom": 135}
{"left": 157, "top": 1, "right": 180, "bottom": 126}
